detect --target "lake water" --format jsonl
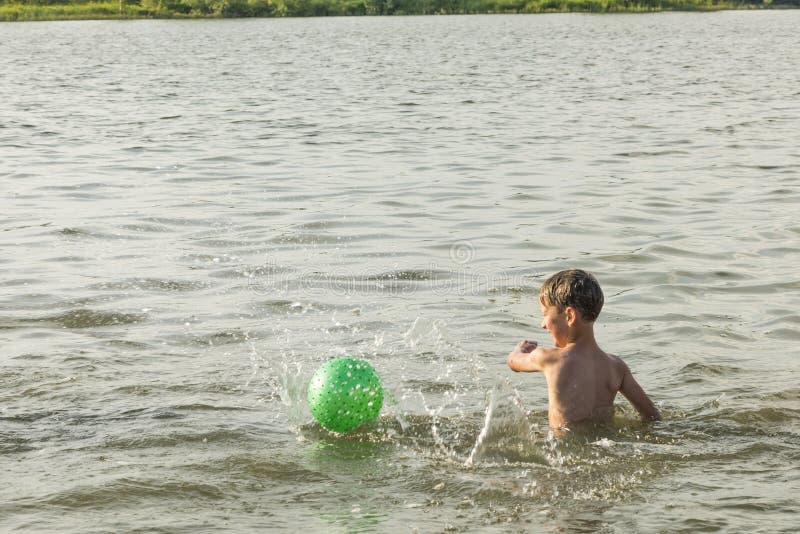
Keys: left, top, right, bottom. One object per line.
{"left": 2, "top": 11, "right": 800, "bottom": 533}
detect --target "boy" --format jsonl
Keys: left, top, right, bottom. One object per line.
{"left": 507, "top": 269, "right": 661, "bottom": 432}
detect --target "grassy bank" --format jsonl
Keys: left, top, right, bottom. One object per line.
{"left": 0, "top": 0, "right": 796, "bottom": 21}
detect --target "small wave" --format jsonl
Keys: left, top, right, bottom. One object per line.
{"left": 40, "top": 479, "right": 226, "bottom": 509}
{"left": 678, "top": 362, "right": 745, "bottom": 377}
{"left": 759, "top": 388, "right": 800, "bottom": 402}
{"left": 58, "top": 227, "right": 92, "bottom": 237}
{"left": 512, "top": 239, "right": 558, "bottom": 251}
{"left": 614, "top": 149, "right": 690, "bottom": 157}
{"left": 254, "top": 299, "right": 334, "bottom": 314}
{"left": 757, "top": 246, "right": 800, "bottom": 259}
{"left": 364, "top": 269, "right": 449, "bottom": 282}
{"left": 170, "top": 403, "right": 252, "bottom": 412}
{"left": 34, "top": 309, "right": 145, "bottom": 329}
{"left": 718, "top": 406, "right": 800, "bottom": 426}
{"left": 597, "top": 252, "right": 659, "bottom": 265}
{"left": 0, "top": 432, "right": 36, "bottom": 454}
{"left": 100, "top": 339, "right": 153, "bottom": 350}
{"left": 266, "top": 233, "right": 351, "bottom": 246}
{"left": 118, "top": 223, "right": 170, "bottom": 233}
{"left": 213, "top": 264, "right": 293, "bottom": 281}
{"left": 293, "top": 219, "right": 370, "bottom": 231}
{"left": 646, "top": 244, "right": 731, "bottom": 260}
{"left": 101, "top": 428, "right": 253, "bottom": 450}
{"left": 190, "top": 238, "right": 250, "bottom": 249}
{"left": 717, "top": 280, "right": 800, "bottom": 295}
{"left": 507, "top": 192, "right": 548, "bottom": 201}
{"left": 0, "top": 410, "right": 62, "bottom": 423}
{"left": 205, "top": 455, "right": 333, "bottom": 483}
{"left": 89, "top": 278, "right": 209, "bottom": 292}
{"left": 603, "top": 215, "right": 663, "bottom": 226}
{"left": 189, "top": 329, "right": 251, "bottom": 347}
{"left": 488, "top": 284, "right": 536, "bottom": 295}
{"left": 762, "top": 328, "right": 800, "bottom": 341}
{"left": 404, "top": 379, "right": 463, "bottom": 394}
{"left": 56, "top": 227, "right": 144, "bottom": 240}
{"left": 375, "top": 200, "right": 415, "bottom": 208}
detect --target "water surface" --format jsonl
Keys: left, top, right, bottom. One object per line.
{"left": 2, "top": 12, "right": 800, "bottom": 533}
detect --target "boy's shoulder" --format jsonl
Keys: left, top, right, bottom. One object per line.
{"left": 599, "top": 351, "right": 632, "bottom": 389}
{"left": 568, "top": 347, "right": 630, "bottom": 375}
{"left": 537, "top": 345, "right": 566, "bottom": 364}
{"left": 604, "top": 352, "right": 630, "bottom": 372}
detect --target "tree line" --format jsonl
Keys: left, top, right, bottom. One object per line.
{"left": 1, "top": 0, "right": 797, "bottom": 21}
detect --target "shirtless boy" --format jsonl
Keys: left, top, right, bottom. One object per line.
{"left": 507, "top": 269, "right": 661, "bottom": 432}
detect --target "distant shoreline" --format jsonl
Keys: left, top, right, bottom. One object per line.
{"left": 1, "top": 1, "right": 797, "bottom": 22}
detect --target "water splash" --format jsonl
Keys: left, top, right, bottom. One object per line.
{"left": 466, "top": 378, "right": 543, "bottom": 466}
{"left": 383, "top": 389, "right": 410, "bottom": 432}
{"left": 278, "top": 359, "right": 308, "bottom": 429}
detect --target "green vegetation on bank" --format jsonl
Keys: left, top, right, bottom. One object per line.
{"left": 0, "top": 0, "right": 797, "bottom": 21}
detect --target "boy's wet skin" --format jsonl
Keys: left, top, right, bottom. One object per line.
{"left": 508, "top": 269, "right": 661, "bottom": 433}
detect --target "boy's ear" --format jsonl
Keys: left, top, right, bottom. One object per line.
{"left": 564, "top": 306, "right": 579, "bottom": 325}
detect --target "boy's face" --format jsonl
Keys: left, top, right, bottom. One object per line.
{"left": 539, "top": 301, "right": 570, "bottom": 348}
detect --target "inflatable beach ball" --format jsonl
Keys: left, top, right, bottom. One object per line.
{"left": 307, "top": 357, "right": 383, "bottom": 433}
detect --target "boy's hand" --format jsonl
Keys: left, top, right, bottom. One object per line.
{"left": 508, "top": 339, "right": 547, "bottom": 372}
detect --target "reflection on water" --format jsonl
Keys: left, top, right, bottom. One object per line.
{"left": 2, "top": 10, "right": 800, "bottom": 533}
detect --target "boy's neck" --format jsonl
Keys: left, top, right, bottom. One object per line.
{"left": 565, "top": 322, "right": 599, "bottom": 348}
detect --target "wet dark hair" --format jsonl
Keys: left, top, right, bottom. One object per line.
{"left": 538, "top": 269, "right": 604, "bottom": 322}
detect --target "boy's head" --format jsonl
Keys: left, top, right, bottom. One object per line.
{"left": 538, "top": 269, "right": 604, "bottom": 323}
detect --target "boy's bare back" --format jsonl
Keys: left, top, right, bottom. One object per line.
{"left": 507, "top": 270, "right": 660, "bottom": 431}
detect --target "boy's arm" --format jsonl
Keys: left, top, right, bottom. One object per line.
{"left": 508, "top": 340, "right": 554, "bottom": 372}
{"left": 619, "top": 364, "right": 662, "bottom": 421}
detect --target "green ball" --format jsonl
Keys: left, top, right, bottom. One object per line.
{"left": 307, "top": 357, "right": 383, "bottom": 433}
